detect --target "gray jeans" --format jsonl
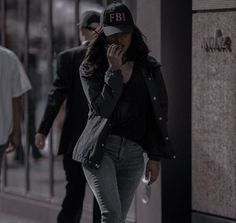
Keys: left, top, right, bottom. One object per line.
{"left": 83, "top": 135, "right": 144, "bottom": 223}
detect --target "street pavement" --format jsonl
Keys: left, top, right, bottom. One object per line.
{"left": 0, "top": 211, "right": 42, "bottom": 223}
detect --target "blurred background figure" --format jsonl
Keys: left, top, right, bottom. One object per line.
{"left": 0, "top": 45, "right": 31, "bottom": 176}
{"left": 35, "top": 10, "right": 101, "bottom": 223}
{"left": 14, "top": 37, "right": 44, "bottom": 165}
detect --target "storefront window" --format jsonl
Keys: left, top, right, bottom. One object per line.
{"left": 5, "top": 0, "right": 26, "bottom": 194}
{"left": 52, "top": 0, "right": 75, "bottom": 201}
{"left": 27, "top": 0, "right": 51, "bottom": 199}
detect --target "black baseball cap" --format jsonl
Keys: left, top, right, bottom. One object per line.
{"left": 78, "top": 10, "right": 100, "bottom": 29}
{"left": 101, "top": 2, "right": 134, "bottom": 36}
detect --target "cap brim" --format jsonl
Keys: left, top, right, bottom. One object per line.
{"left": 103, "top": 25, "right": 133, "bottom": 36}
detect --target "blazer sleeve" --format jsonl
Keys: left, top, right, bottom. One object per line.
{"left": 37, "top": 52, "right": 71, "bottom": 136}
{"left": 155, "top": 66, "right": 168, "bottom": 120}
{"left": 148, "top": 56, "right": 168, "bottom": 120}
{"left": 79, "top": 61, "right": 123, "bottom": 118}
{"left": 144, "top": 96, "right": 162, "bottom": 161}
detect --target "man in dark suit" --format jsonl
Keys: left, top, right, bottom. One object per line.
{"left": 35, "top": 11, "right": 101, "bottom": 223}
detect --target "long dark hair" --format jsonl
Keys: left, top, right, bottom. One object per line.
{"left": 84, "top": 25, "right": 150, "bottom": 73}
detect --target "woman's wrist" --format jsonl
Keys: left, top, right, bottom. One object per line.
{"left": 109, "top": 65, "right": 121, "bottom": 71}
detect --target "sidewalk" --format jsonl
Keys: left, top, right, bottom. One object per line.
{"left": 0, "top": 212, "right": 42, "bottom": 223}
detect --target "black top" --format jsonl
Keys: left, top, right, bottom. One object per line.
{"left": 111, "top": 62, "right": 150, "bottom": 146}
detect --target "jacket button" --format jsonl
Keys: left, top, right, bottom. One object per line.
{"left": 108, "top": 123, "right": 112, "bottom": 127}
{"left": 101, "top": 143, "right": 105, "bottom": 147}
{"left": 95, "top": 163, "right": 100, "bottom": 168}
{"left": 153, "top": 96, "right": 157, "bottom": 100}
{"left": 158, "top": 116, "right": 163, "bottom": 121}
{"left": 165, "top": 136, "right": 169, "bottom": 141}
{"left": 148, "top": 77, "right": 152, "bottom": 80}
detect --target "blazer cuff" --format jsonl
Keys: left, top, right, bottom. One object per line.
{"left": 147, "top": 154, "right": 161, "bottom": 162}
{"left": 37, "top": 122, "right": 51, "bottom": 136}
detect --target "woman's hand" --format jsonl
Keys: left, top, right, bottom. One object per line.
{"left": 145, "top": 160, "right": 161, "bottom": 185}
{"left": 107, "top": 44, "right": 124, "bottom": 71}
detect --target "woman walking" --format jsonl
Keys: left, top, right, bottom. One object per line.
{"left": 73, "top": 2, "right": 175, "bottom": 223}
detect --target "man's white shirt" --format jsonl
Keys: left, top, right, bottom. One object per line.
{"left": 0, "top": 46, "right": 31, "bottom": 145}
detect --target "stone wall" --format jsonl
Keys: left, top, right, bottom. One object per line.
{"left": 192, "top": 9, "right": 236, "bottom": 222}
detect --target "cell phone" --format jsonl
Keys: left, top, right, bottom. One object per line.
{"left": 93, "top": 29, "right": 124, "bottom": 59}
{"left": 93, "top": 29, "right": 110, "bottom": 50}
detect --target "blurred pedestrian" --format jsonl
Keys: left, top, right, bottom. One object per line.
{"left": 73, "top": 2, "right": 176, "bottom": 223}
{"left": 0, "top": 46, "right": 31, "bottom": 175}
{"left": 35, "top": 10, "right": 101, "bottom": 223}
